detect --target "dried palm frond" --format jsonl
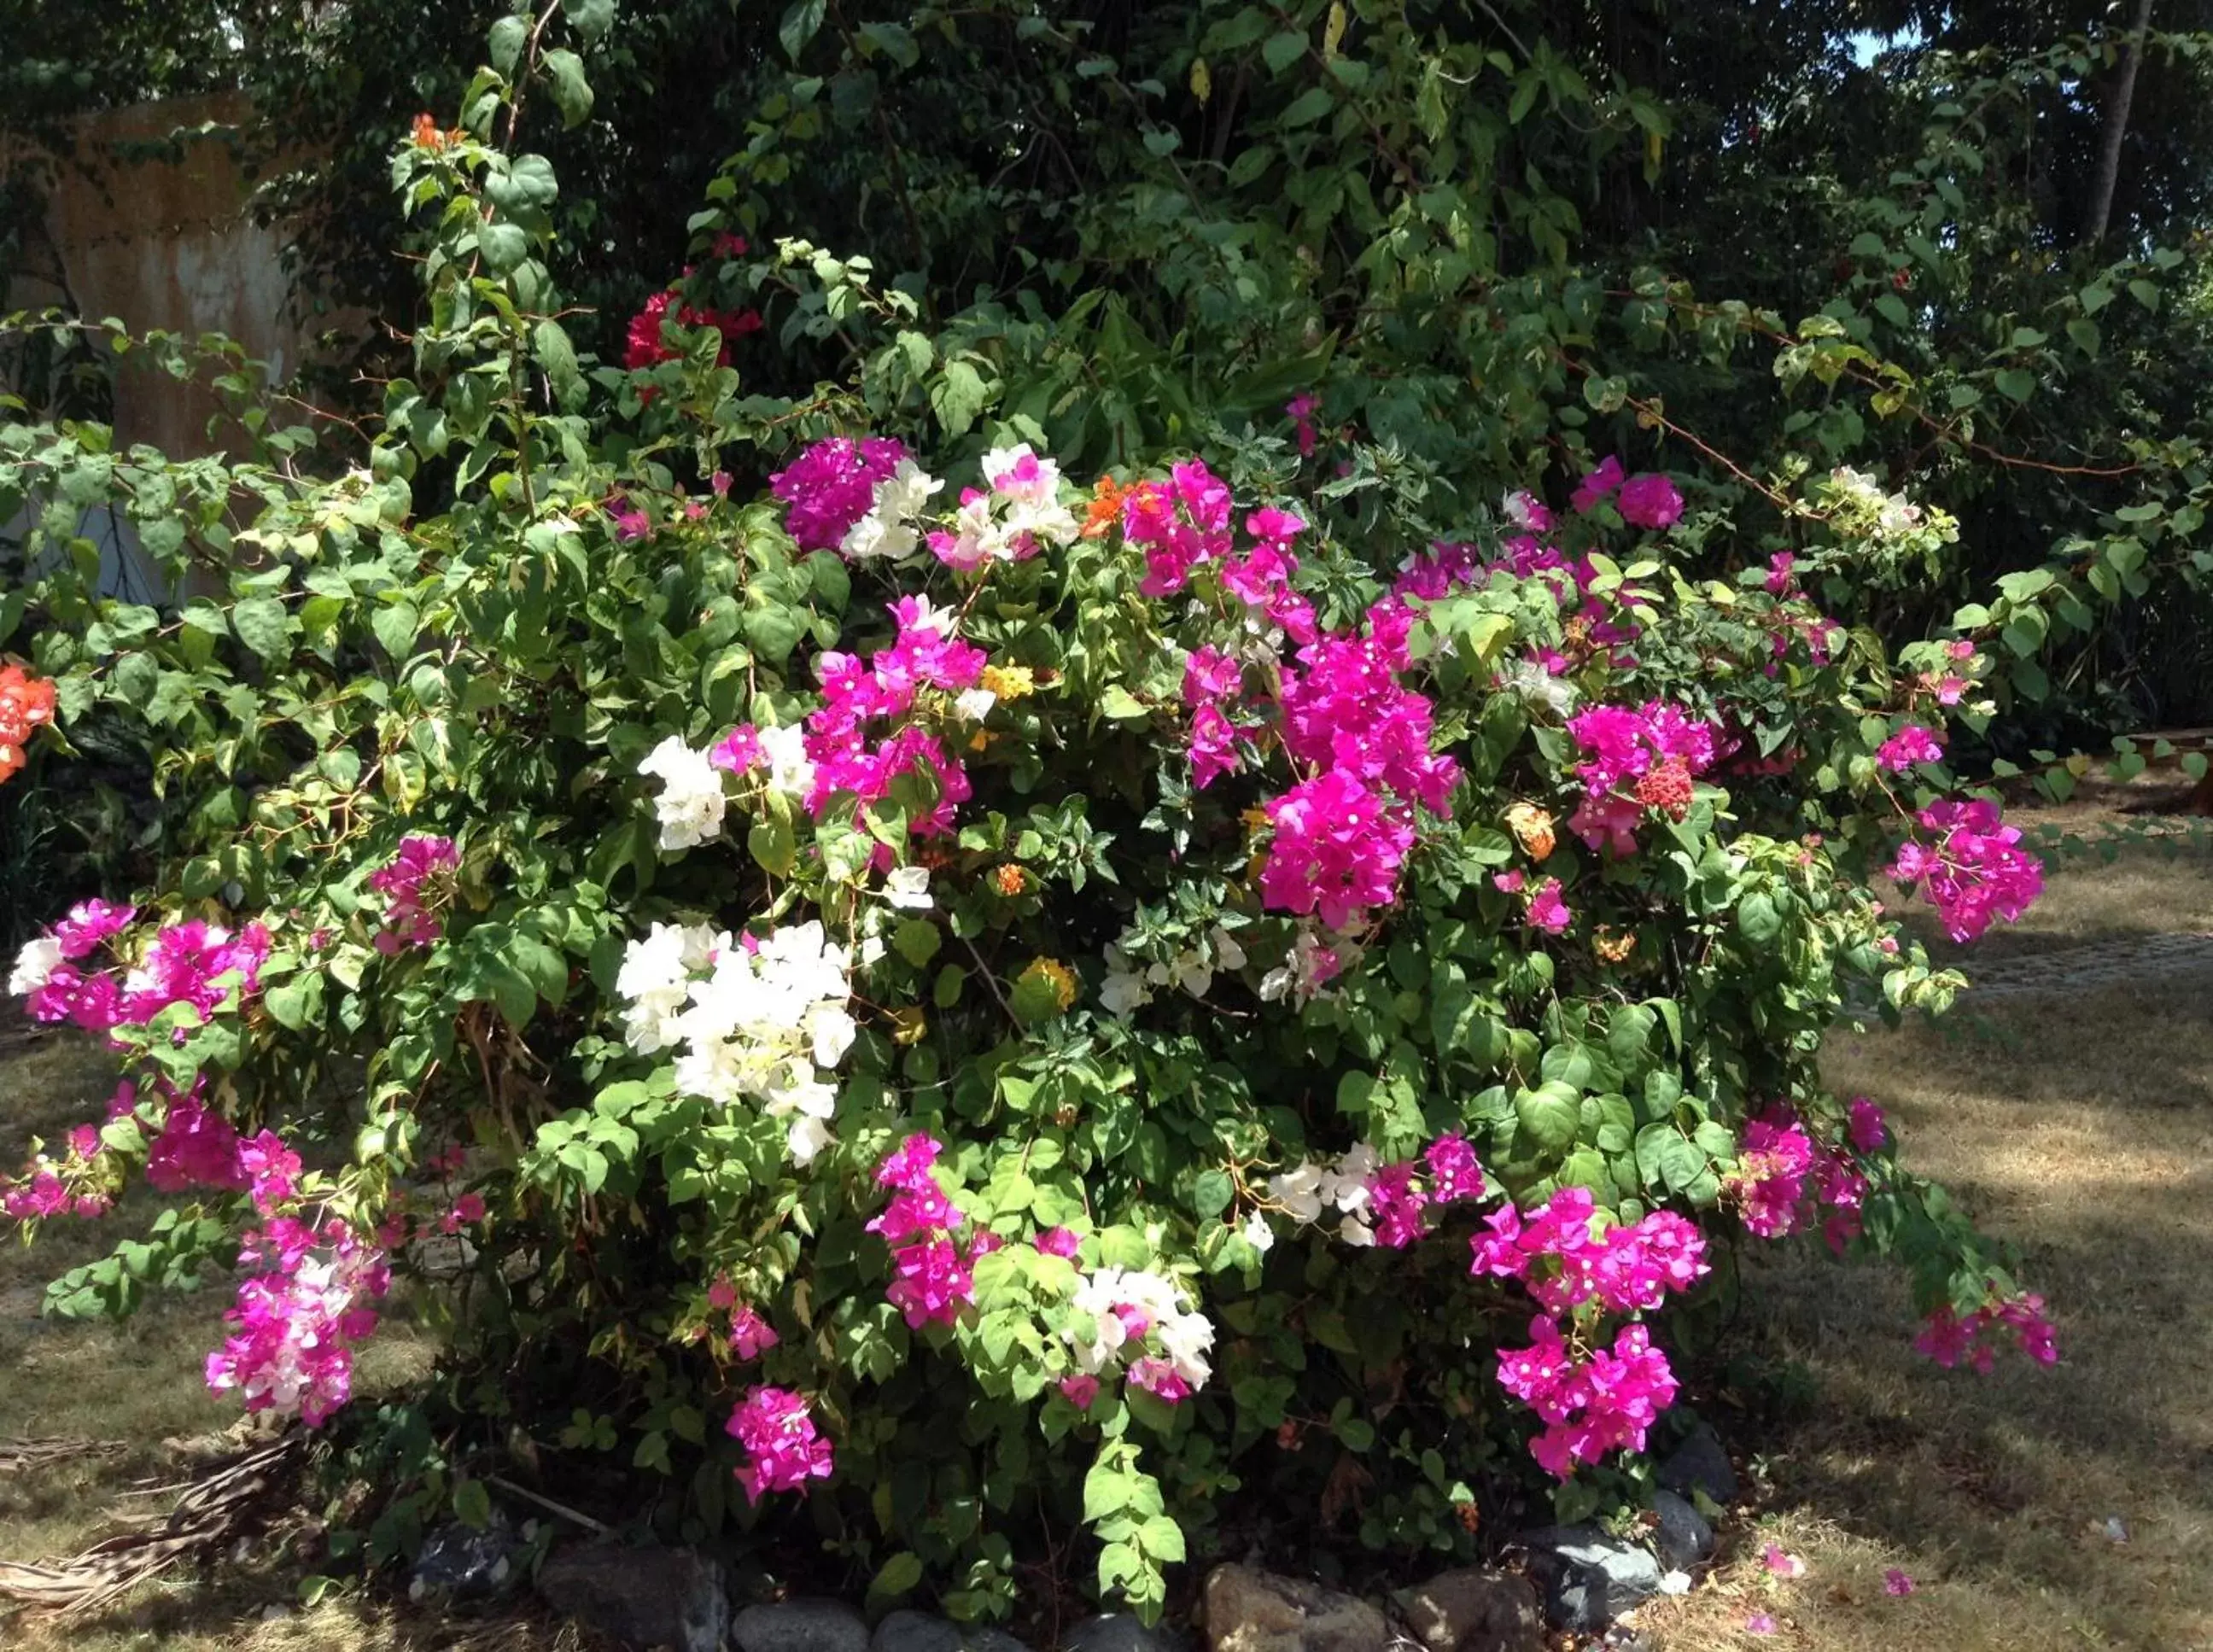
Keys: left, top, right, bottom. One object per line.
{"left": 0, "top": 1437, "right": 125, "bottom": 1474}
{"left": 0, "top": 1430, "right": 304, "bottom": 1616}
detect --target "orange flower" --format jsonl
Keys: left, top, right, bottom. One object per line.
{"left": 1594, "top": 927, "right": 1638, "bottom": 965}
{"left": 1081, "top": 476, "right": 1130, "bottom": 539}
{"left": 411, "top": 113, "right": 446, "bottom": 151}
{"left": 0, "top": 664, "right": 56, "bottom": 786}
{"left": 994, "top": 865, "right": 1027, "bottom": 896}
{"left": 1504, "top": 801, "right": 1556, "bottom": 861}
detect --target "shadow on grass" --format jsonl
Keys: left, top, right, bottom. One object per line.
{"left": 1649, "top": 971, "right": 2213, "bottom": 1649}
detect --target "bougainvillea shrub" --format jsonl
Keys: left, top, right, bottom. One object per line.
{"left": 0, "top": 29, "right": 2052, "bottom": 1623}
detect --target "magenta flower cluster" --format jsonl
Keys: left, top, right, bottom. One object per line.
{"left": 1564, "top": 701, "right": 1720, "bottom": 855}
{"left": 807, "top": 598, "right": 983, "bottom": 843}
{"left": 1496, "top": 1316, "right": 1681, "bottom": 1480}
{"left": 368, "top": 833, "right": 459, "bottom": 952}
{"left": 1731, "top": 1104, "right": 1874, "bottom": 1253}
{"left": 869, "top": 1133, "right": 981, "bottom": 1329}
{"left": 1875, "top": 723, "right": 1945, "bottom": 773}
{"left": 1471, "top": 1186, "right": 1711, "bottom": 1316}
{"left": 1914, "top": 1292, "right": 2059, "bottom": 1371}
{"left": 203, "top": 1217, "right": 389, "bottom": 1427}
{"left": 24, "top": 911, "right": 269, "bottom": 1038}
{"left": 770, "top": 436, "right": 909, "bottom": 552}
{"left": 1363, "top": 1133, "right": 1492, "bottom": 1249}
{"left": 144, "top": 1087, "right": 301, "bottom": 1215}
{"left": 1469, "top": 1186, "right": 1710, "bottom": 1477}
{"left": 1887, "top": 798, "right": 2044, "bottom": 943}
{"left": 1569, "top": 455, "right": 1685, "bottom": 528}
{"left": 1152, "top": 472, "right": 1462, "bottom": 932}
{"left": 726, "top": 1384, "right": 835, "bottom": 1503}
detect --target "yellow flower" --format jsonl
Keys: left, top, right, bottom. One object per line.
{"left": 1024, "top": 957, "right": 1078, "bottom": 1012}
{"left": 1505, "top": 801, "right": 1556, "bottom": 861}
{"left": 980, "top": 664, "right": 1036, "bottom": 702}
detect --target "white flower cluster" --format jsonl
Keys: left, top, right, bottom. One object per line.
{"left": 615, "top": 919, "right": 855, "bottom": 1165}
{"left": 1820, "top": 465, "right": 1959, "bottom": 553}
{"left": 1267, "top": 1144, "right": 1383, "bottom": 1247}
{"left": 841, "top": 459, "right": 944, "bottom": 561}
{"left": 9, "top": 936, "right": 61, "bottom": 996}
{"left": 1065, "top": 1264, "right": 1216, "bottom": 1391}
{"left": 932, "top": 445, "right": 1081, "bottom": 569}
{"left": 638, "top": 737, "right": 726, "bottom": 851}
{"left": 756, "top": 723, "right": 817, "bottom": 801}
{"left": 1099, "top": 924, "right": 1247, "bottom": 1017}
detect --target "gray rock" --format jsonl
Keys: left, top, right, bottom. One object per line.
{"left": 1064, "top": 1613, "right": 1188, "bottom": 1652}
{"left": 1396, "top": 1567, "right": 1543, "bottom": 1652}
{"left": 868, "top": 1611, "right": 1034, "bottom": 1652}
{"left": 1521, "top": 1527, "right": 1663, "bottom": 1635}
{"left": 1650, "top": 1491, "right": 1714, "bottom": 1571}
{"left": 734, "top": 1599, "right": 872, "bottom": 1652}
{"left": 1655, "top": 1426, "right": 1737, "bottom": 1505}
{"left": 537, "top": 1541, "right": 727, "bottom": 1652}
{"left": 874, "top": 1612, "right": 966, "bottom": 1652}
{"left": 409, "top": 1514, "right": 524, "bottom": 1602}
{"left": 1203, "top": 1563, "right": 1391, "bottom": 1652}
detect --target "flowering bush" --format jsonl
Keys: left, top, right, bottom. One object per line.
{"left": 0, "top": 31, "right": 2055, "bottom": 1624}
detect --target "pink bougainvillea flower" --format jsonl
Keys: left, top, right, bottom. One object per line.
{"left": 1746, "top": 1613, "right": 1778, "bottom": 1636}
{"left": 1571, "top": 456, "right": 1625, "bottom": 513}
{"left": 1884, "top": 1567, "right": 1916, "bottom": 1597}
{"left": 726, "top": 1386, "right": 834, "bottom": 1503}
{"left": 1848, "top": 1096, "right": 1889, "bottom": 1153}
{"left": 1525, "top": 878, "right": 1571, "bottom": 936}
{"left": 1875, "top": 724, "right": 1944, "bottom": 773}
{"left": 1762, "top": 1544, "right": 1806, "bottom": 1578}
{"left": 1617, "top": 472, "right": 1685, "bottom": 529}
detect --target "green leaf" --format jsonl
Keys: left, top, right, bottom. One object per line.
{"left": 453, "top": 1478, "right": 493, "bottom": 1531}
{"left": 868, "top": 1551, "right": 925, "bottom": 1601}
{"left": 780, "top": 0, "right": 826, "bottom": 59}
{"left": 929, "top": 361, "right": 988, "bottom": 438}
{"left": 1262, "top": 31, "right": 1307, "bottom": 73}
{"left": 488, "top": 153, "right": 560, "bottom": 212}
{"left": 1099, "top": 686, "right": 1150, "bottom": 721}
{"left": 1735, "top": 890, "right": 1781, "bottom": 947}
{"left": 1514, "top": 1083, "right": 1579, "bottom": 1154}
{"left": 1634, "top": 1124, "right": 1706, "bottom": 1195}
{"left": 892, "top": 918, "right": 942, "bottom": 967}
{"left": 1280, "top": 86, "right": 1335, "bottom": 127}
{"left": 478, "top": 221, "right": 529, "bottom": 273}
{"left": 488, "top": 14, "right": 529, "bottom": 74}
{"left": 1992, "top": 368, "right": 2035, "bottom": 405}
{"left": 744, "top": 603, "right": 805, "bottom": 665}
{"left": 748, "top": 816, "right": 797, "bottom": 876}
{"left": 231, "top": 596, "right": 295, "bottom": 662}
{"left": 372, "top": 600, "right": 418, "bottom": 660}
{"left": 562, "top": 0, "right": 616, "bottom": 44}
{"left": 1192, "top": 1169, "right": 1234, "bottom": 1218}
{"left": 265, "top": 972, "right": 324, "bottom": 1033}
{"left": 542, "top": 48, "right": 593, "bottom": 128}
{"left": 534, "top": 319, "right": 583, "bottom": 406}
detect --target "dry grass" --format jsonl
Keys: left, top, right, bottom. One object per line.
{"left": 1645, "top": 808, "right": 2213, "bottom": 1652}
